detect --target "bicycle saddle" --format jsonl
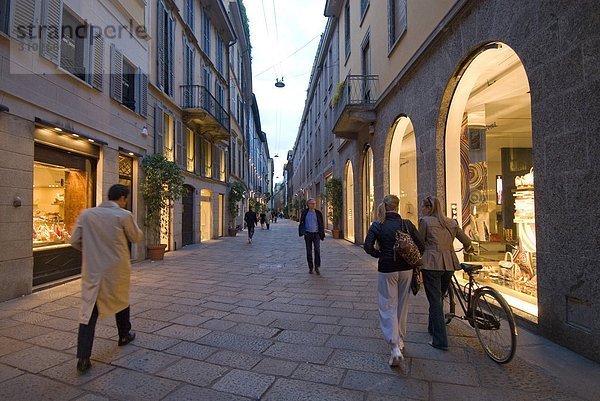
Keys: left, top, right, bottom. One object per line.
{"left": 460, "top": 263, "right": 483, "bottom": 274}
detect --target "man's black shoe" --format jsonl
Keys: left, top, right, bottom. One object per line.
{"left": 309, "top": 269, "right": 313, "bottom": 274}
{"left": 76, "top": 357, "right": 91, "bottom": 373}
{"left": 315, "top": 268, "right": 320, "bottom": 275}
{"left": 118, "top": 332, "right": 136, "bottom": 346}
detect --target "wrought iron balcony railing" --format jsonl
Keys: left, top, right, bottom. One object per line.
{"left": 180, "top": 85, "right": 230, "bottom": 131}
{"left": 331, "top": 74, "right": 379, "bottom": 135}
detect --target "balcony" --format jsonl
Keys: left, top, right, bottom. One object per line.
{"left": 331, "top": 75, "right": 378, "bottom": 140}
{"left": 180, "top": 85, "right": 230, "bottom": 139}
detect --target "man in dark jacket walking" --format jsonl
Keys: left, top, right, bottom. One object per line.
{"left": 244, "top": 207, "right": 257, "bottom": 244}
{"left": 298, "top": 198, "right": 325, "bottom": 274}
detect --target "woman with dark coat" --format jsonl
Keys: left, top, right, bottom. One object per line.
{"left": 419, "top": 195, "right": 473, "bottom": 350}
{"left": 364, "top": 195, "right": 425, "bottom": 367}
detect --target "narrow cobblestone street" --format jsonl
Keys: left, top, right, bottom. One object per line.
{"left": 0, "top": 219, "right": 598, "bottom": 401}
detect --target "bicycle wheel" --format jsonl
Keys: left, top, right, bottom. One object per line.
{"left": 472, "top": 287, "right": 517, "bottom": 363}
{"left": 443, "top": 285, "right": 455, "bottom": 324}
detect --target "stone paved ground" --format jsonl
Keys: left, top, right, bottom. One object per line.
{"left": 1, "top": 219, "right": 599, "bottom": 401}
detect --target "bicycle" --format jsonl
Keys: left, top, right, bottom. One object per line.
{"left": 443, "top": 249, "right": 518, "bottom": 364}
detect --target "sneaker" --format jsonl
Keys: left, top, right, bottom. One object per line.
{"left": 388, "top": 346, "right": 404, "bottom": 367}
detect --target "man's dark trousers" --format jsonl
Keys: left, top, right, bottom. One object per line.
{"left": 77, "top": 304, "right": 131, "bottom": 358}
{"left": 304, "top": 232, "right": 321, "bottom": 270}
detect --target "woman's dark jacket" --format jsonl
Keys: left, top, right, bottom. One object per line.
{"left": 364, "top": 212, "right": 425, "bottom": 273}
{"left": 298, "top": 208, "right": 325, "bottom": 240}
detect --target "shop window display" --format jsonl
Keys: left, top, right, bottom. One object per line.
{"left": 445, "top": 43, "right": 537, "bottom": 314}
{"left": 33, "top": 145, "right": 96, "bottom": 248}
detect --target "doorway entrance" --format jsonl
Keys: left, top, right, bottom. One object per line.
{"left": 182, "top": 185, "right": 194, "bottom": 246}
{"left": 200, "top": 189, "right": 212, "bottom": 241}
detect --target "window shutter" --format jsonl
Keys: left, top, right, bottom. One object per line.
{"left": 397, "top": 0, "right": 407, "bottom": 39}
{"left": 11, "top": 0, "right": 39, "bottom": 45}
{"left": 154, "top": 105, "right": 164, "bottom": 154}
{"left": 40, "top": 0, "right": 62, "bottom": 64}
{"left": 137, "top": 68, "right": 148, "bottom": 117}
{"left": 182, "top": 124, "right": 188, "bottom": 170}
{"left": 110, "top": 44, "right": 123, "bottom": 102}
{"left": 167, "top": 14, "right": 175, "bottom": 96}
{"left": 195, "top": 132, "right": 202, "bottom": 174}
{"left": 175, "top": 119, "right": 183, "bottom": 167}
{"left": 157, "top": 0, "right": 165, "bottom": 90}
{"left": 91, "top": 30, "right": 104, "bottom": 90}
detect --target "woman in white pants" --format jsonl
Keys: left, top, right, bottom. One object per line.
{"left": 364, "top": 195, "right": 425, "bottom": 367}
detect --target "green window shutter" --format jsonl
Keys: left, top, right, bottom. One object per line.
{"left": 154, "top": 105, "right": 164, "bottom": 155}
{"left": 91, "top": 30, "right": 104, "bottom": 90}
{"left": 109, "top": 43, "right": 123, "bottom": 103}
{"left": 40, "top": 0, "right": 62, "bottom": 64}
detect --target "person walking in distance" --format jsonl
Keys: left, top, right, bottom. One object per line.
{"left": 298, "top": 198, "right": 325, "bottom": 274}
{"left": 69, "top": 184, "right": 143, "bottom": 374}
{"left": 244, "top": 206, "right": 257, "bottom": 244}
{"left": 265, "top": 209, "right": 272, "bottom": 230}
{"left": 364, "top": 195, "right": 425, "bottom": 367}
{"left": 419, "top": 195, "right": 473, "bottom": 350}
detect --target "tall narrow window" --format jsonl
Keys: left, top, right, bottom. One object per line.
{"left": 121, "top": 59, "right": 136, "bottom": 112}
{"left": 0, "top": 0, "right": 10, "bottom": 34}
{"left": 61, "top": 8, "right": 88, "bottom": 81}
{"left": 184, "top": 0, "right": 194, "bottom": 31}
{"left": 344, "top": 1, "right": 351, "bottom": 58}
{"left": 157, "top": 1, "right": 174, "bottom": 96}
{"left": 203, "top": 139, "right": 212, "bottom": 178}
{"left": 183, "top": 38, "right": 194, "bottom": 107}
{"left": 202, "top": 11, "right": 211, "bottom": 56}
{"left": 388, "top": 0, "right": 407, "bottom": 49}
{"left": 216, "top": 35, "right": 224, "bottom": 75}
{"left": 186, "top": 128, "right": 194, "bottom": 172}
{"left": 360, "top": 0, "right": 369, "bottom": 18}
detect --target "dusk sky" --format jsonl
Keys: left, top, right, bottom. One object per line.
{"left": 245, "top": 1, "right": 328, "bottom": 184}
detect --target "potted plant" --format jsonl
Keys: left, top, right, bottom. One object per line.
{"left": 325, "top": 177, "right": 343, "bottom": 239}
{"left": 228, "top": 180, "right": 245, "bottom": 236}
{"left": 141, "top": 154, "right": 186, "bottom": 260}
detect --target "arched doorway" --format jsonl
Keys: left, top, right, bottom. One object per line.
{"left": 182, "top": 185, "right": 194, "bottom": 246}
{"left": 388, "top": 116, "right": 418, "bottom": 225}
{"left": 362, "top": 146, "right": 375, "bottom": 238}
{"left": 344, "top": 161, "right": 355, "bottom": 242}
{"left": 444, "top": 43, "right": 536, "bottom": 315}
{"left": 200, "top": 189, "right": 212, "bottom": 241}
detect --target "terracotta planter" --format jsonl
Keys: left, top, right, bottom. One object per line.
{"left": 228, "top": 228, "right": 238, "bottom": 237}
{"left": 332, "top": 229, "right": 341, "bottom": 239}
{"left": 147, "top": 244, "right": 167, "bottom": 261}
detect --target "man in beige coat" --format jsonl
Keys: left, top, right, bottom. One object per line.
{"left": 69, "top": 184, "right": 143, "bottom": 373}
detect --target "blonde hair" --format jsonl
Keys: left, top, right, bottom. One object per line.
{"left": 423, "top": 195, "right": 448, "bottom": 228}
{"left": 377, "top": 194, "right": 400, "bottom": 223}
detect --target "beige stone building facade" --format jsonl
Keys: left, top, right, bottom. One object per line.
{"left": 0, "top": 0, "right": 265, "bottom": 302}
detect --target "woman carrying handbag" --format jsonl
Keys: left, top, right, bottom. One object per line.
{"left": 364, "top": 195, "right": 425, "bottom": 367}
{"left": 419, "top": 196, "right": 473, "bottom": 350}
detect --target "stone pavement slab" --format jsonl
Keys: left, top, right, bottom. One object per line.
{"left": 0, "top": 219, "right": 598, "bottom": 400}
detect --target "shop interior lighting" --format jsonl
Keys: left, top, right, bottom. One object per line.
{"left": 118, "top": 146, "right": 144, "bottom": 158}
{"left": 34, "top": 117, "right": 108, "bottom": 145}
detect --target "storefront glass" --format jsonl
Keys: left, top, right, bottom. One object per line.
{"left": 389, "top": 116, "right": 418, "bottom": 225}
{"left": 445, "top": 43, "right": 537, "bottom": 316}
{"left": 345, "top": 161, "right": 355, "bottom": 242}
{"left": 33, "top": 144, "right": 96, "bottom": 248}
{"left": 363, "top": 147, "right": 375, "bottom": 237}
